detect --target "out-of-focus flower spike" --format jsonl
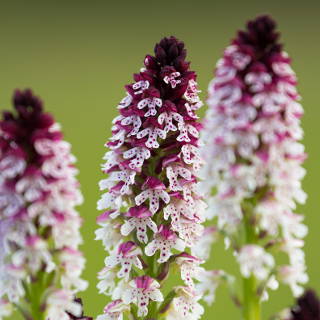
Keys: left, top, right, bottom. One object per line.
{"left": 0, "top": 89, "right": 88, "bottom": 320}
{"left": 201, "top": 15, "right": 307, "bottom": 319}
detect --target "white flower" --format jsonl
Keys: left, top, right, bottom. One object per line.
{"left": 132, "top": 80, "right": 149, "bottom": 95}
{"left": 135, "top": 188, "right": 170, "bottom": 215}
{"left": 173, "top": 218, "right": 204, "bottom": 247}
{"left": 145, "top": 226, "right": 185, "bottom": 263}
{"left": 60, "top": 248, "right": 88, "bottom": 292}
{"left": 122, "top": 147, "right": 150, "bottom": 169}
{"left": 11, "top": 236, "right": 54, "bottom": 275}
{"left": 97, "top": 267, "right": 117, "bottom": 295}
{"left": 166, "top": 165, "right": 192, "bottom": 191}
{"left": 46, "top": 290, "right": 82, "bottom": 320}
{"left": 137, "top": 97, "right": 162, "bottom": 117}
{"left": 120, "top": 115, "right": 142, "bottom": 137}
{"left": 136, "top": 127, "right": 166, "bottom": 149}
{"left": 164, "top": 72, "right": 181, "bottom": 88}
{"left": 166, "top": 286, "right": 204, "bottom": 320}
{"left": 122, "top": 276, "right": 163, "bottom": 317}
{"left": 0, "top": 156, "right": 25, "bottom": 181}
{"left": 100, "top": 170, "right": 136, "bottom": 195}
{"left": 176, "top": 254, "right": 202, "bottom": 288}
{"left": 16, "top": 175, "right": 47, "bottom": 202}
{"left": 104, "top": 242, "right": 143, "bottom": 281}
{"left": 181, "top": 144, "right": 202, "bottom": 171}
{"left": 95, "top": 214, "right": 122, "bottom": 251}
{"left": 120, "top": 206, "right": 157, "bottom": 243}
{"left": 117, "top": 94, "right": 132, "bottom": 109}
{"left": 237, "top": 245, "right": 274, "bottom": 280}
{"left": 191, "top": 227, "right": 217, "bottom": 261}
{"left": 158, "top": 111, "right": 183, "bottom": 133}
{"left": 195, "top": 269, "right": 229, "bottom": 305}
{"left": 278, "top": 264, "right": 308, "bottom": 297}
{"left": 97, "top": 300, "right": 129, "bottom": 320}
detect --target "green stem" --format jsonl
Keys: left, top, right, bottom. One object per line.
{"left": 19, "top": 271, "right": 48, "bottom": 320}
{"left": 242, "top": 202, "right": 261, "bottom": 320}
{"left": 243, "top": 275, "right": 261, "bottom": 320}
{"left": 29, "top": 279, "right": 46, "bottom": 320}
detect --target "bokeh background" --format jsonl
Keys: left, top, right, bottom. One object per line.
{"left": 0, "top": 0, "right": 319, "bottom": 319}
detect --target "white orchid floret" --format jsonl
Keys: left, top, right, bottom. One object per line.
{"left": 122, "top": 276, "right": 163, "bottom": 317}
{"left": 134, "top": 177, "right": 170, "bottom": 214}
{"left": 278, "top": 264, "right": 308, "bottom": 297}
{"left": 176, "top": 253, "right": 203, "bottom": 288}
{"left": 97, "top": 267, "right": 117, "bottom": 296}
{"left": 120, "top": 205, "right": 157, "bottom": 243}
{"left": 95, "top": 211, "right": 122, "bottom": 251}
{"left": 237, "top": 245, "right": 274, "bottom": 280}
{"left": 46, "top": 289, "right": 82, "bottom": 320}
{"left": 60, "top": 248, "right": 88, "bottom": 292}
{"left": 191, "top": 227, "right": 218, "bottom": 261}
{"left": 145, "top": 225, "right": 185, "bottom": 263}
{"left": 97, "top": 300, "right": 130, "bottom": 320}
{"left": 104, "top": 241, "right": 143, "bottom": 280}
{"left": 195, "top": 269, "right": 232, "bottom": 305}
{"left": 166, "top": 286, "right": 204, "bottom": 320}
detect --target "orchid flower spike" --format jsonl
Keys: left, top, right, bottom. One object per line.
{"left": 0, "top": 89, "right": 88, "bottom": 320}
{"left": 96, "top": 36, "right": 219, "bottom": 320}
{"left": 200, "top": 15, "right": 307, "bottom": 320}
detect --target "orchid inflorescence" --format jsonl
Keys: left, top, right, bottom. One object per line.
{"left": 0, "top": 90, "right": 88, "bottom": 320}
{"left": 200, "top": 15, "right": 308, "bottom": 319}
{"left": 95, "top": 36, "right": 224, "bottom": 320}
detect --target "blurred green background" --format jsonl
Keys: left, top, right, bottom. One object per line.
{"left": 0, "top": 0, "right": 319, "bottom": 319}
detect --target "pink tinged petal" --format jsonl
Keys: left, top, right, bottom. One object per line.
{"left": 133, "top": 257, "right": 143, "bottom": 269}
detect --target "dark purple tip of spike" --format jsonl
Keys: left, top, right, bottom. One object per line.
{"left": 290, "top": 289, "right": 320, "bottom": 320}
{"left": 13, "top": 89, "right": 43, "bottom": 113}
{"left": 234, "top": 15, "right": 282, "bottom": 55}
{"left": 154, "top": 36, "right": 187, "bottom": 67}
